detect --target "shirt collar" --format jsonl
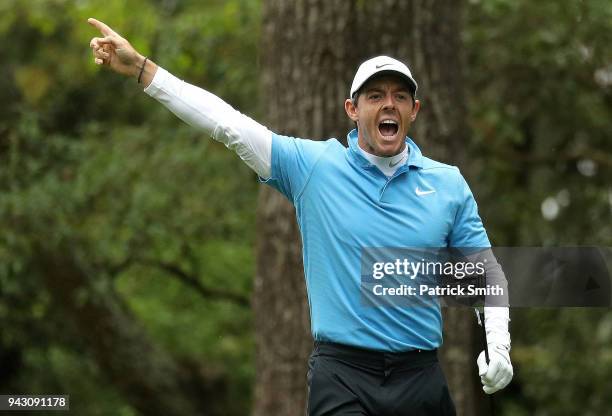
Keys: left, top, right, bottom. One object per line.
{"left": 346, "top": 128, "right": 423, "bottom": 169}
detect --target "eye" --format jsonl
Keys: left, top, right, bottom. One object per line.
{"left": 396, "top": 93, "right": 408, "bottom": 101}
{"left": 368, "top": 93, "right": 382, "bottom": 100}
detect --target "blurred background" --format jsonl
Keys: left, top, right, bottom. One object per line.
{"left": 0, "top": 0, "right": 610, "bottom": 415}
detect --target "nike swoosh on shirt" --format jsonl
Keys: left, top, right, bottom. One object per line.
{"left": 389, "top": 156, "right": 405, "bottom": 168}
{"left": 415, "top": 187, "right": 436, "bottom": 196}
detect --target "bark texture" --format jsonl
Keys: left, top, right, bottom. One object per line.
{"left": 255, "top": 1, "right": 482, "bottom": 415}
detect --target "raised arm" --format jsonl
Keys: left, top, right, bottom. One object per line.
{"left": 88, "top": 18, "right": 272, "bottom": 178}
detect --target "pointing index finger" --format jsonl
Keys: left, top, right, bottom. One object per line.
{"left": 87, "top": 17, "right": 117, "bottom": 36}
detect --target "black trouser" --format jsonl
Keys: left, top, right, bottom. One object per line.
{"left": 307, "top": 341, "right": 456, "bottom": 416}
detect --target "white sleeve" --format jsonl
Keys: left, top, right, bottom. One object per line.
{"left": 144, "top": 67, "right": 272, "bottom": 179}
{"left": 482, "top": 253, "right": 511, "bottom": 349}
{"left": 485, "top": 306, "right": 511, "bottom": 349}
{"left": 465, "top": 249, "right": 511, "bottom": 349}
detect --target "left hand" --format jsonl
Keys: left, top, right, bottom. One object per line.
{"left": 88, "top": 18, "right": 144, "bottom": 78}
{"left": 476, "top": 344, "right": 513, "bottom": 394}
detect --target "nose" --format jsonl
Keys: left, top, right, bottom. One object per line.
{"left": 382, "top": 93, "right": 395, "bottom": 109}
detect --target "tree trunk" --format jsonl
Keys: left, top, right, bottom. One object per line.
{"left": 255, "top": 1, "right": 482, "bottom": 415}
{"left": 254, "top": 3, "right": 357, "bottom": 414}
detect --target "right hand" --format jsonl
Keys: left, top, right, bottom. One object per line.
{"left": 88, "top": 18, "right": 144, "bottom": 78}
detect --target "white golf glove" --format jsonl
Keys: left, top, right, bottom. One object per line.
{"left": 477, "top": 344, "right": 513, "bottom": 394}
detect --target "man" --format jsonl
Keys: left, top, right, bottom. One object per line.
{"left": 89, "top": 17, "right": 512, "bottom": 415}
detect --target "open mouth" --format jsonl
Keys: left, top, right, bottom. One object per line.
{"left": 378, "top": 119, "right": 399, "bottom": 137}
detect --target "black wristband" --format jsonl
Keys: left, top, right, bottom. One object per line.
{"left": 137, "top": 57, "right": 148, "bottom": 84}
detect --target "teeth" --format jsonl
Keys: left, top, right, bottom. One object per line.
{"left": 381, "top": 120, "right": 397, "bottom": 125}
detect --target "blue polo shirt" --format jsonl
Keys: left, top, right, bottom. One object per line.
{"left": 261, "top": 129, "right": 490, "bottom": 351}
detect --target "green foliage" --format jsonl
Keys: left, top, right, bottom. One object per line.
{"left": 497, "top": 308, "right": 611, "bottom": 416}
{"left": 466, "top": 1, "right": 612, "bottom": 414}
{"left": 466, "top": 0, "right": 612, "bottom": 246}
{"left": 1, "top": 0, "right": 260, "bottom": 414}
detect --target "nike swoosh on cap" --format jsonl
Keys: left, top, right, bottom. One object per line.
{"left": 375, "top": 63, "right": 392, "bottom": 69}
{"left": 415, "top": 186, "right": 436, "bottom": 196}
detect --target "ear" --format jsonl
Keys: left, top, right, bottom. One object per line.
{"left": 410, "top": 99, "right": 421, "bottom": 121}
{"left": 345, "top": 98, "right": 359, "bottom": 122}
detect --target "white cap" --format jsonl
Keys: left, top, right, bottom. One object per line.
{"left": 349, "top": 56, "right": 418, "bottom": 98}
